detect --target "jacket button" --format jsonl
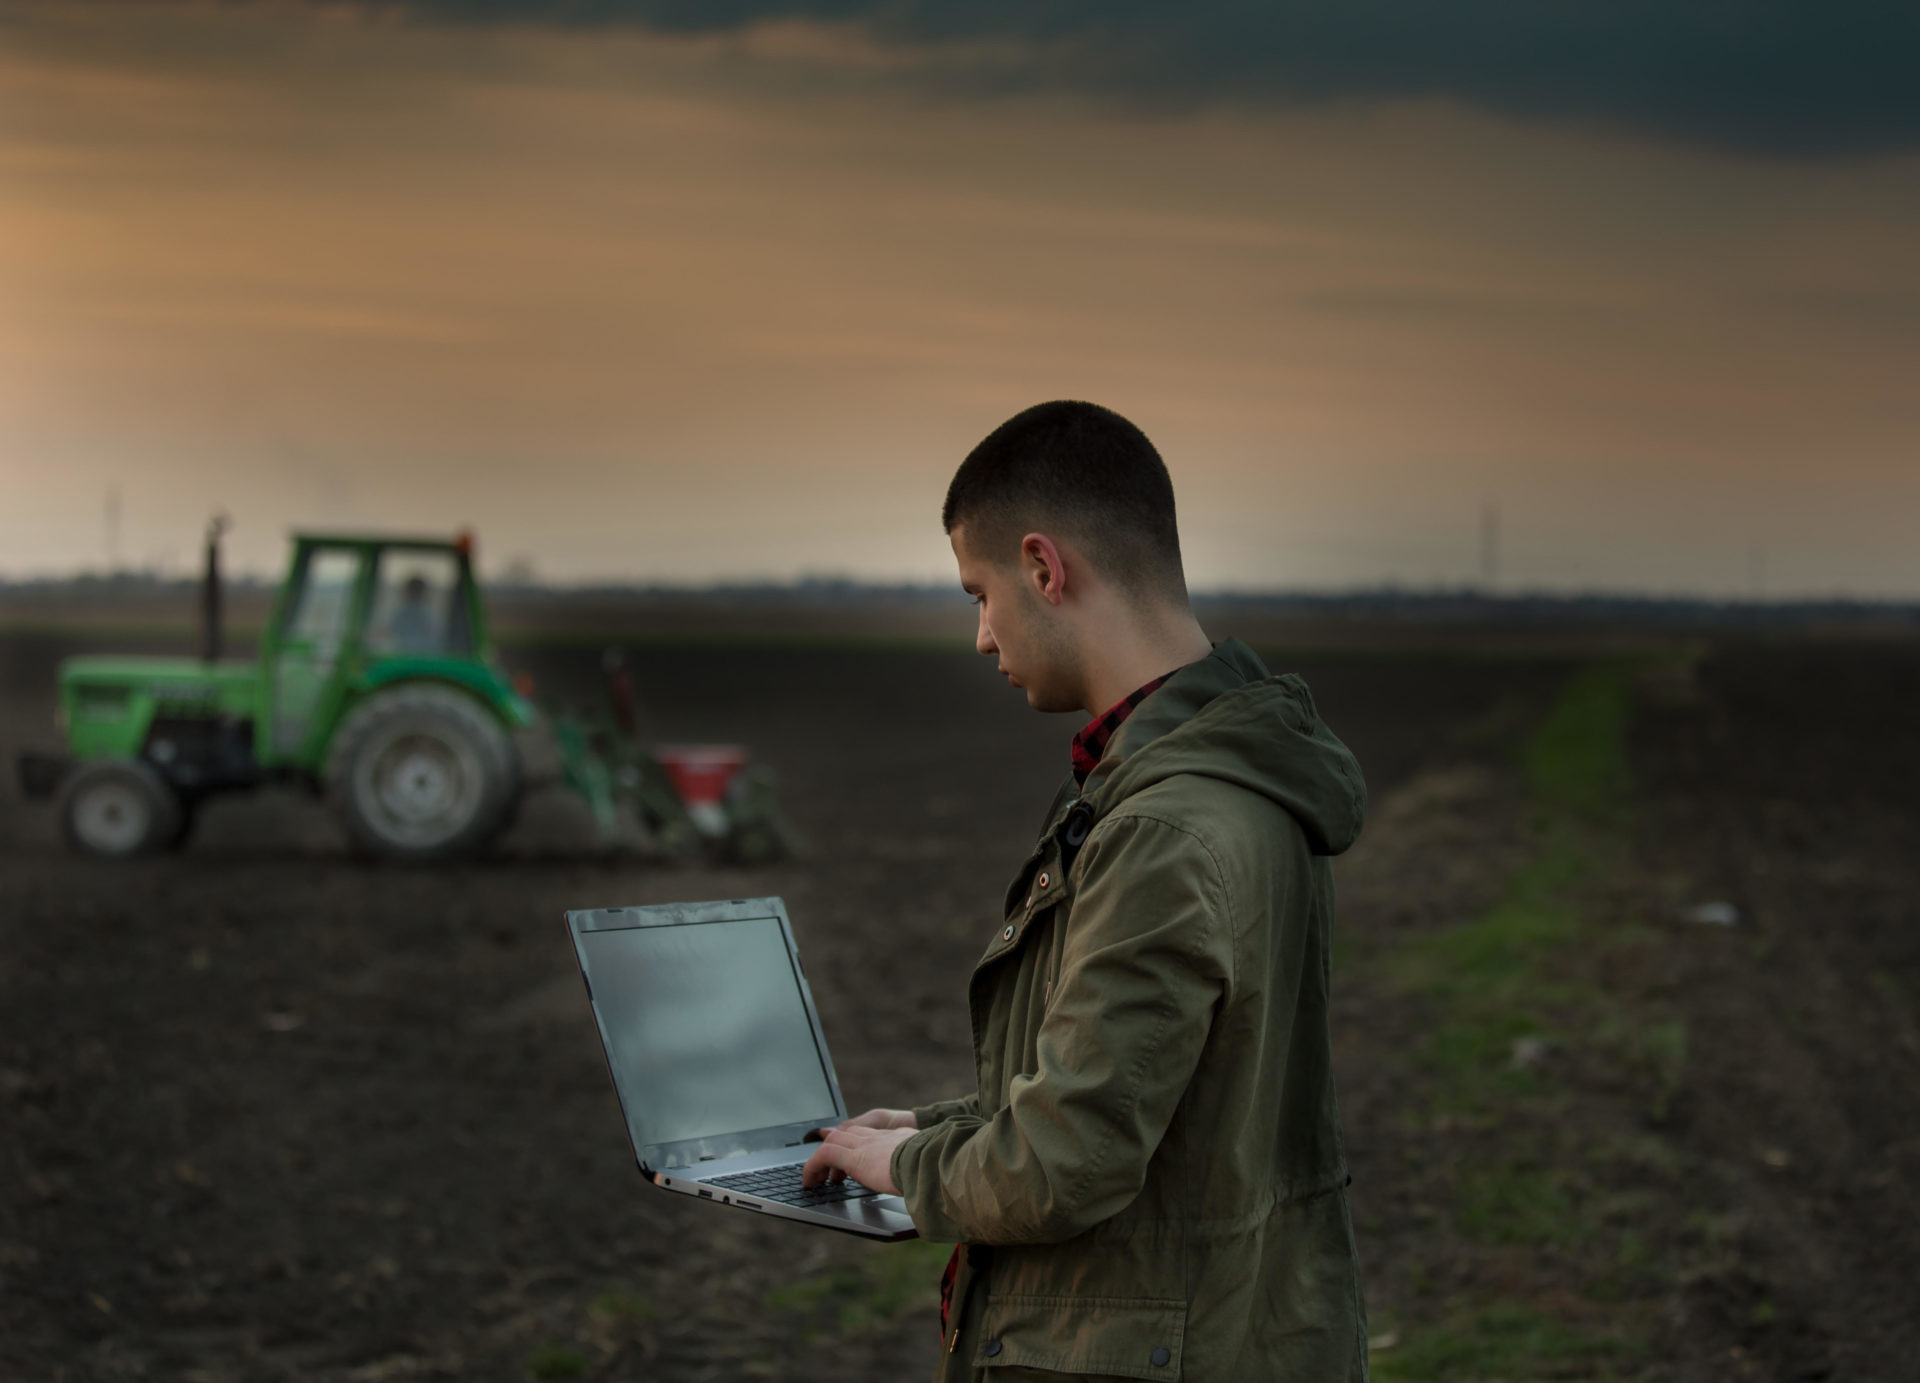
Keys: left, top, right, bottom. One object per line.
{"left": 984, "top": 1340, "right": 1003, "bottom": 1358}
{"left": 1037, "top": 871, "right": 1050, "bottom": 889}
{"left": 1002, "top": 924, "right": 1015, "bottom": 941}
{"left": 1150, "top": 1346, "right": 1172, "bottom": 1367}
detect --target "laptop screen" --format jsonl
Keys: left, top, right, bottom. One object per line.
{"left": 578, "top": 914, "right": 837, "bottom": 1152}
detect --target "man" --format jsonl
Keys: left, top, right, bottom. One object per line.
{"left": 382, "top": 574, "right": 444, "bottom": 654}
{"left": 802, "top": 401, "right": 1370, "bottom": 1381}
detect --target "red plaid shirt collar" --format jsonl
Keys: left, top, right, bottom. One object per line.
{"left": 1070, "top": 673, "right": 1171, "bottom": 785}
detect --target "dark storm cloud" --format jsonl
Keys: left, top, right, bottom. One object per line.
{"left": 322, "top": 0, "right": 1915, "bottom": 157}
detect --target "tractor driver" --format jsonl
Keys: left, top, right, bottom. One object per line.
{"left": 800, "top": 401, "right": 1371, "bottom": 1381}
{"left": 382, "top": 574, "right": 444, "bottom": 654}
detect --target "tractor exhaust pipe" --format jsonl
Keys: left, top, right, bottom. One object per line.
{"left": 200, "top": 513, "right": 229, "bottom": 663}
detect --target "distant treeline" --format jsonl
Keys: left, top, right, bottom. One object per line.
{"left": 1195, "top": 590, "right": 1920, "bottom": 628}
{"left": 3, "top": 571, "right": 1916, "bottom": 630}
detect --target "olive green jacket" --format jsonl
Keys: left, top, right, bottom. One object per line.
{"left": 891, "top": 639, "right": 1370, "bottom": 1382}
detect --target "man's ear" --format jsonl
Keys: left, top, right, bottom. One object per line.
{"left": 1020, "top": 533, "right": 1068, "bottom": 606}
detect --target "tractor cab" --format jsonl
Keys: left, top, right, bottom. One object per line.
{"left": 261, "top": 532, "right": 515, "bottom": 772}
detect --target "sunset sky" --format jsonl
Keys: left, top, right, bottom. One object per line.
{"left": 2, "top": 2, "right": 1915, "bottom": 595}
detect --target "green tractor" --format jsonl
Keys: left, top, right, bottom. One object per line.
{"left": 15, "top": 524, "right": 797, "bottom": 864}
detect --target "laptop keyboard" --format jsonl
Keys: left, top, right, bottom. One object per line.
{"left": 705, "top": 1163, "right": 880, "bottom": 1207}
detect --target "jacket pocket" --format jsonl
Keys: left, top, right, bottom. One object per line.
{"left": 974, "top": 1295, "right": 1185, "bottom": 1379}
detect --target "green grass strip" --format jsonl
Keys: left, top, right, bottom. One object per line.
{"left": 1523, "top": 662, "right": 1634, "bottom": 817}
{"left": 1374, "top": 660, "right": 1662, "bottom": 1375}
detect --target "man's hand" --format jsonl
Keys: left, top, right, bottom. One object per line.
{"left": 801, "top": 1122, "right": 918, "bottom": 1193}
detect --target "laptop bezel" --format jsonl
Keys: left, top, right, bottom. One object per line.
{"left": 566, "top": 897, "right": 849, "bottom": 1174}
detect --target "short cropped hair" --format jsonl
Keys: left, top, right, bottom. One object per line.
{"left": 942, "top": 401, "right": 1187, "bottom": 601}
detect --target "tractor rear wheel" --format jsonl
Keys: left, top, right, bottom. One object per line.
{"left": 59, "top": 760, "right": 183, "bottom": 858}
{"left": 325, "top": 685, "right": 518, "bottom": 861}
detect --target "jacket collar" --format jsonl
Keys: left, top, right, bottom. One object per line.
{"left": 1076, "top": 638, "right": 1269, "bottom": 805}
{"left": 1005, "top": 639, "right": 1274, "bottom": 919}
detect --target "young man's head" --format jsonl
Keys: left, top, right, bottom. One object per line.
{"left": 944, "top": 400, "right": 1201, "bottom": 715}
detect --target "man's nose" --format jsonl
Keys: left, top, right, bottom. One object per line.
{"left": 975, "top": 608, "right": 997, "bottom": 657}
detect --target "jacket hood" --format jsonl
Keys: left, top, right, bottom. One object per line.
{"left": 1082, "top": 638, "right": 1367, "bottom": 857}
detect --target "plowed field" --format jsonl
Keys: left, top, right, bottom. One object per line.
{"left": 3, "top": 630, "right": 1915, "bottom": 1382}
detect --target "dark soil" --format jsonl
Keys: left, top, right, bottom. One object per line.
{"left": 2, "top": 629, "right": 1914, "bottom": 1381}
{"left": 1630, "top": 640, "right": 1920, "bottom": 1380}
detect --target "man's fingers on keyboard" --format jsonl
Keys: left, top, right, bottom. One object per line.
{"left": 801, "top": 1143, "right": 844, "bottom": 1187}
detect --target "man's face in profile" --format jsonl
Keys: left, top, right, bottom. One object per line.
{"left": 950, "top": 523, "right": 1079, "bottom": 714}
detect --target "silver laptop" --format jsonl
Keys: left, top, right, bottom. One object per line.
{"left": 565, "top": 897, "right": 918, "bottom": 1242}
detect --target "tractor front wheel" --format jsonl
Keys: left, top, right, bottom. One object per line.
{"left": 326, "top": 685, "right": 518, "bottom": 862}
{"left": 59, "top": 760, "right": 183, "bottom": 858}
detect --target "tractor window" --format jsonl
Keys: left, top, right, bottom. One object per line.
{"left": 367, "top": 550, "right": 467, "bottom": 657}
{"left": 282, "top": 548, "right": 363, "bottom": 655}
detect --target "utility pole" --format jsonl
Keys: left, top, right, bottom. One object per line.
{"left": 1480, "top": 502, "right": 1500, "bottom": 590}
